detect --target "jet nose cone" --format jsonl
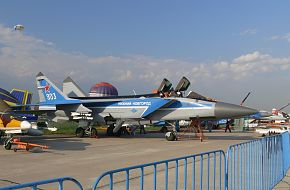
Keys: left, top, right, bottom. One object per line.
{"left": 20, "top": 121, "right": 32, "bottom": 129}
{"left": 214, "top": 102, "right": 258, "bottom": 119}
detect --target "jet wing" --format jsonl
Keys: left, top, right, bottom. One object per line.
{"left": 141, "top": 98, "right": 175, "bottom": 118}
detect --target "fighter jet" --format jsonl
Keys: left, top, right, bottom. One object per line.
{"left": 32, "top": 72, "right": 258, "bottom": 138}
{"left": 0, "top": 99, "right": 40, "bottom": 149}
{"left": 250, "top": 109, "right": 288, "bottom": 123}
{"left": 0, "top": 97, "right": 57, "bottom": 150}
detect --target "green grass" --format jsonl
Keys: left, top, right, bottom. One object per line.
{"left": 44, "top": 121, "right": 79, "bottom": 135}
{"left": 144, "top": 125, "right": 164, "bottom": 131}
{"left": 43, "top": 122, "right": 164, "bottom": 135}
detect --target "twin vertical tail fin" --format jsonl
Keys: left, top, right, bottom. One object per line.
{"left": 62, "top": 76, "right": 87, "bottom": 97}
{"left": 36, "top": 72, "right": 78, "bottom": 104}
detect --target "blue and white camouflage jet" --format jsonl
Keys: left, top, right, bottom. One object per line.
{"left": 35, "top": 72, "right": 258, "bottom": 137}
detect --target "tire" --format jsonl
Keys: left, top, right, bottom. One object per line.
{"left": 4, "top": 139, "right": 12, "bottom": 150}
{"left": 165, "top": 132, "right": 176, "bottom": 141}
{"left": 91, "top": 128, "right": 97, "bottom": 137}
{"left": 75, "top": 127, "right": 85, "bottom": 138}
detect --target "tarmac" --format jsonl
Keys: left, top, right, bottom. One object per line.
{"left": 273, "top": 169, "right": 290, "bottom": 190}
{"left": 0, "top": 131, "right": 288, "bottom": 190}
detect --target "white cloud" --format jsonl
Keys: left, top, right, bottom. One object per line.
{"left": 240, "top": 29, "right": 257, "bottom": 36}
{"left": 1, "top": 24, "right": 290, "bottom": 110}
{"left": 270, "top": 33, "right": 290, "bottom": 42}
{"left": 284, "top": 33, "right": 290, "bottom": 42}
{"left": 0, "top": 23, "right": 289, "bottom": 85}
{"left": 233, "top": 51, "right": 269, "bottom": 63}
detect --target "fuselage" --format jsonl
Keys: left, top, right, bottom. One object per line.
{"left": 73, "top": 96, "right": 256, "bottom": 124}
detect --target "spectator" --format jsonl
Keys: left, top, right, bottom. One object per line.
{"left": 225, "top": 120, "right": 232, "bottom": 133}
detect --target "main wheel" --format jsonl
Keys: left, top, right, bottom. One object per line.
{"left": 91, "top": 127, "right": 97, "bottom": 137}
{"left": 165, "top": 132, "right": 176, "bottom": 141}
{"left": 76, "top": 127, "right": 85, "bottom": 138}
{"left": 3, "top": 138, "right": 12, "bottom": 150}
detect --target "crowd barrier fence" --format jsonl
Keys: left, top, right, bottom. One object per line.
{"left": 1, "top": 133, "right": 289, "bottom": 190}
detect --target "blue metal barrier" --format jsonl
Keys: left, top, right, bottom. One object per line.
{"left": 92, "top": 150, "right": 226, "bottom": 190}
{"left": 225, "top": 133, "right": 286, "bottom": 190}
{"left": 0, "top": 176, "right": 83, "bottom": 190}
{"left": 282, "top": 132, "right": 290, "bottom": 175}
{"left": 1, "top": 133, "right": 289, "bottom": 190}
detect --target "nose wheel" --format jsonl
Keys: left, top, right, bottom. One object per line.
{"left": 165, "top": 131, "right": 177, "bottom": 141}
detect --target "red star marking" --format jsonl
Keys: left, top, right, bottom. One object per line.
{"left": 44, "top": 83, "right": 50, "bottom": 92}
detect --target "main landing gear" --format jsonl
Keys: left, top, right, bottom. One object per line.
{"left": 3, "top": 137, "right": 13, "bottom": 150}
{"left": 75, "top": 126, "right": 98, "bottom": 138}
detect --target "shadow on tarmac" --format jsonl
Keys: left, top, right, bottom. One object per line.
{"left": 0, "top": 131, "right": 259, "bottom": 153}
{"left": 0, "top": 135, "right": 91, "bottom": 151}
{"left": 206, "top": 135, "right": 258, "bottom": 141}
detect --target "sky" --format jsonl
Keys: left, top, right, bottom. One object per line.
{"left": 1, "top": 1, "right": 290, "bottom": 111}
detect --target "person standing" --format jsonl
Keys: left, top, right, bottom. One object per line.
{"left": 225, "top": 120, "right": 232, "bottom": 133}
{"left": 139, "top": 125, "right": 146, "bottom": 134}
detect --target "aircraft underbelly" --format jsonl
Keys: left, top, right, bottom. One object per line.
{"left": 149, "top": 108, "right": 215, "bottom": 120}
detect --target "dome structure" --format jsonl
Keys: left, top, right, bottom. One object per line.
{"left": 89, "top": 82, "right": 118, "bottom": 97}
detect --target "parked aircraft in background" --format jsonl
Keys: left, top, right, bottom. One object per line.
{"left": 0, "top": 99, "right": 53, "bottom": 150}
{"left": 256, "top": 124, "right": 290, "bottom": 136}
{"left": 250, "top": 110, "right": 286, "bottom": 122}
{"left": 0, "top": 90, "right": 57, "bottom": 150}
{"left": 0, "top": 100, "right": 33, "bottom": 136}
{"left": 249, "top": 104, "right": 290, "bottom": 123}
{"left": 30, "top": 72, "right": 258, "bottom": 139}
